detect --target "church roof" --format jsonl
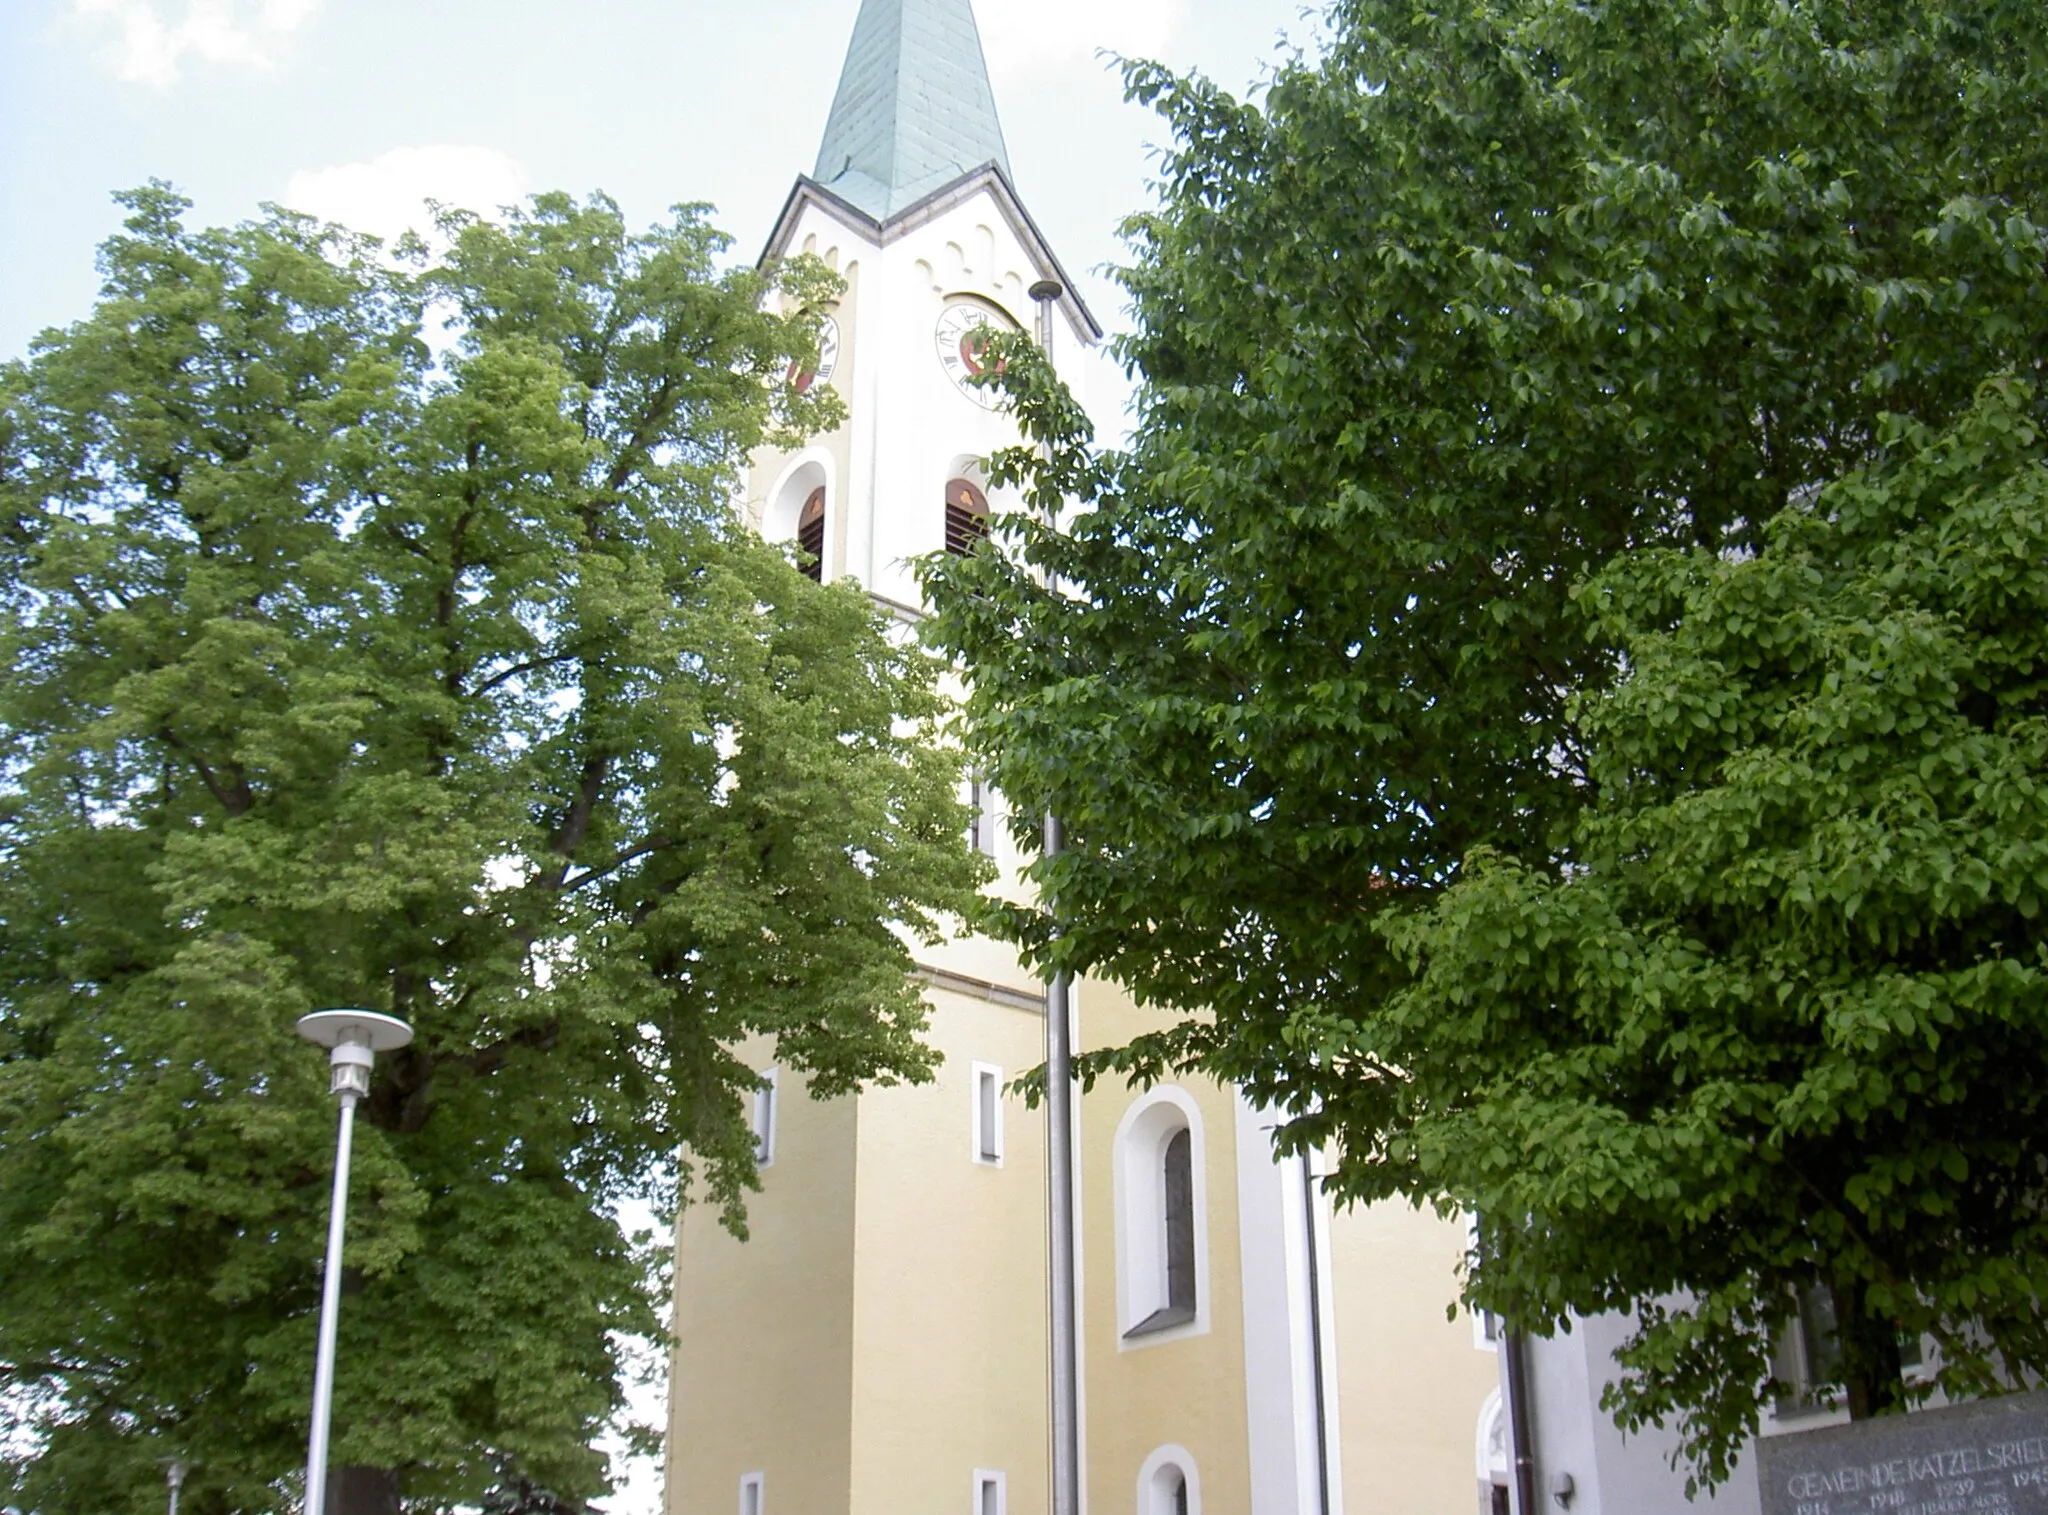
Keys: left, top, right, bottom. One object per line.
{"left": 812, "top": 0, "right": 1013, "bottom": 225}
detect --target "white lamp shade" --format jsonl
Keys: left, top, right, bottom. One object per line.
{"left": 295, "top": 1009, "right": 413, "bottom": 1052}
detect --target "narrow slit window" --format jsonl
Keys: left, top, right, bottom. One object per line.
{"left": 974, "top": 1063, "right": 1003, "bottom": 1164}
{"left": 1121, "top": 1101, "right": 1203, "bottom": 1340}
{"left": 740, "top": 1472, "right": 764, "bottom": 1515}
{"left": 1142, "top": 1457, "right": 1196, "bottom": 1515}
{"left": 945, "top": 477, "right": 989, "bottom": 556}
{"left": 1164, "top": 1127, "right": 1195, "bottom": 1314}
{"left": 797, "top": 488, "right": 826, "bottom": 581}
{"left": 967, "top": 773, "right": 997, "bottom": 857}
{"left": 752, "top": 1067, "right": 778, "bottom": 1167}
{"left": 974, "top": 1470, "right": 1005, "bottom": 1515}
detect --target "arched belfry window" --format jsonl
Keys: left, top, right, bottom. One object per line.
{"left": 945, "top": 477, "right": 989, "bottom": 557}
{"left": 797, "top": 488, "right": 826, "bottom": 581}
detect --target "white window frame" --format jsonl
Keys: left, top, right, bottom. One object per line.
{"left": 1471, "top": 1306, "right": 1501, "bottom": 1350}
{"left": 1113, "top": 1085, "right": 1211, "bottom": 1347}
{"left": 1136, "top": 1444, "right": 1201, "bottom": 1515}
{"left": 762, "top": 451, "right": 834, "bottom": 546}
{"left": 973, "top": 1467, "right": 1006, "bottom": 1515}
{"left": 972, "top": 1061, "right": 1004, "bottom": 1166}
{"left": 966, "top": 772, "right": 999, "bottom": 858}
{"left": 739, "top": 1470, "right": 764, "bottom": 1515}
{"left": 1464, "top": 1215, "right": 1499, "bottom": 1349}
{"left": 751, "top": 1066, "right": 779, "bottom": 1168}
{"left": 1476, "top": 1387, "right": 1510, "bottom": 1490}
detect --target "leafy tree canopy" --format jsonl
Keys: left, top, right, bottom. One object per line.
{"left": 1385, "top": 378, "right": 2048, "bottom": 1484}
{"left": 0, "top": 185, "right": 984, "bottom": 1514}
{"left": 922, "top": 0, "right": 2048, "bottom": 1482}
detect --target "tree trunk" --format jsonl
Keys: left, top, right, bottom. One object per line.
{"left": 325, "top": 1267, "right": 401, "bottom": 1515}
{"left": 326, "top": 1465, "right": 401, "bottom": 1515}
{"left": 1829, "top": 1275, "right": 1907, "bottom": 1420}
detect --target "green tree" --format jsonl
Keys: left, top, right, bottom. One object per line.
{"left": 921, "top": 0, "right": 2048, "bottom": 1481}
{"left": 1380, "top": 378, "right": 2048, "bottom": 1482}
{"left": 0, "top": 186, "right": 984, "bottom": 1514}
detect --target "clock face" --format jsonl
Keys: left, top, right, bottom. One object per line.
{"left": 934, "top": 301, "right": 1017, "bottom": 408}
{"left": 786, "top": 314, "right": 840, "bottom": 395}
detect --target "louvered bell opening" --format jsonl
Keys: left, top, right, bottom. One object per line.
{"left": 944, "top": 504, "right": 987, "bottom": 556}
{"left": 797, "top": 487, "right": 826, "bottom": 582}
{"left": 945, "top": 477, "right": 989, "bottom": 557}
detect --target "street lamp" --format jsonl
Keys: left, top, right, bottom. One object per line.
{"left": 295, "top": 1009, "right": 412, "bottom": 1515}
{"left": 160, "top": 1457, "right": 187, "bottom": 1515}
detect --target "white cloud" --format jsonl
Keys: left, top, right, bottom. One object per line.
{"left": 72, "top": 0, "right": 322, "bottom": 87}
{"left": 977, "top": 0, "right": 1185, "bottom": 75}
{"left": 283, "top": 145, "right": 531, "bottom": 246}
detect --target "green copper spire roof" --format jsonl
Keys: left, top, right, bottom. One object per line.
{"left": 812, "top": 0, "right": 1013, "bottom": 224}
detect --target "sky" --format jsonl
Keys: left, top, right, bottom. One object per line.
{"left": 1, "top": 0, "right": 1325, "bottom": 376}
{"left": 0, "top": 2, "right": 1326, "bottom": 1507}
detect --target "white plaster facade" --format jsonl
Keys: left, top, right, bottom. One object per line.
{"left": 743, "top": 168, "right": 1096, "bottom": 614}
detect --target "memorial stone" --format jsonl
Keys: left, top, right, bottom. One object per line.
{"left": 1758, "top": 1393, "right": 2048, "bottom": 1515}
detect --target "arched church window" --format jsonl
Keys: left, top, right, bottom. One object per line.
{"left": 797, "top": 488, "right": 826, "bottom": 581}
{"left": 1477, "top": 1388, "right": 1510, "bottom": 1514}
{"left": 1162, "top": 1128, "right": 1195, "bottom": 1321}
{"left": 1138, "top": 1448, "right": 1200, "bottom": 1515}
{"left": 1117, "top": 1089, "right": 1205, "bottom": 1340}
{"left": 945, "top": 477, "right": 989, "bottom": 556}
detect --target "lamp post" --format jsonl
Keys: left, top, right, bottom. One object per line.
{"left": 295, "top": 1009, "right": 412, "bottom": 1515}
{"left": 161, "top": 1457, "right": 187, "bottom": 1515}
{"left": 1026, "top": 275, "right": 1081, "bottom": 1515}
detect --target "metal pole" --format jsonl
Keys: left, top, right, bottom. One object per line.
{"left": 1300, "top": 1151, "right": 1331, "bottom": 1515}
{"left": 306, "top": 1088, "right": 358, "bottom": 1515}
{"left": 1043, "top": 824, "right": 1080, "bottom": 1515}
{"left": 1503, "top": 1327, "right": 1538, "bottom": 1515}
{"left": 1029, "top": 277, "right": 1081, "bottom": 1515}
{"left": 164, "top": 1458, "right": 186, "bottom": 1515}
{"left": 294, "top": 1010, "right": 409, "bottom": 1515}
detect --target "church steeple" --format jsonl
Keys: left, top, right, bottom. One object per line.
{"left": 811, "top": 0, "right": 1013, "bottom": 224}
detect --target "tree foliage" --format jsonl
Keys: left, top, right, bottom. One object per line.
{"left": 921, "top": 0, "right": 2048, "bottom": 1481}
{"left": 0, "top": 186, "right": 983, "bottom": 1514}
{"left": 1386, "top": 379, "right": 2048, "bottom": 1483}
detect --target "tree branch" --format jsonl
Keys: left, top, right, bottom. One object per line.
{"left": 539, "top": 752, "right": 611, "bottom": 891}
{"left": 469, "top": 650, "right": 578, "bottom": 699}
{"left": 157, "top": 726, "right": 254, "bottom": 816}
{"left": 561, "top": 835, "right": 673, "bottom": 892}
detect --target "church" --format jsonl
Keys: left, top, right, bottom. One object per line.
{"left": 654, "top": 5, "right": 1981, "bottom": 1512}
{"left": 666, "top": 2, "right": 1533, "bottom": 1511}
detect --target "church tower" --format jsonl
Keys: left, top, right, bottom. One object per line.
{"left": 668, "top": 5, "right": 1505, "bottom": 1513}
{"left": 667, "top": 4, "right": 1090, "bottom": 1513}
{"left": 737, "top": 0, "right": 1098, "bottom": 605}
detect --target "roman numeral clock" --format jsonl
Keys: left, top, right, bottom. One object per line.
{"left": 934, "top": 299, "right": 1018, "bottom": 409}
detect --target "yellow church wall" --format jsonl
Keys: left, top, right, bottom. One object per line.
{"left": 666, "top": 1060, "right": 858, "bottom": 1515}
{"left": 1078, "top": 977, "right": 1255, "bottom": 1515}
{"left": 845, "top": 984, "right": 1049, "bottom": 1515}
{"left": 1327, "top": 1200, "right": 1501, "bottom": 1514}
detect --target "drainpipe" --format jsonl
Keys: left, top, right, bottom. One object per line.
{"left": 1503, "top": 1328, "right": 1539, "bottom": 1515}
{"left": 1030, "top": 276, "right": 1082, "bottom": 1515}
{"left": 1300, "top": 1150, "right": 1332, "bottom": 1515}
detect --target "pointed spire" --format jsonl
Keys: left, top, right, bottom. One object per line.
{"left": 812, "top": 0, "right": 1013, "bottom": 224}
